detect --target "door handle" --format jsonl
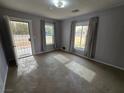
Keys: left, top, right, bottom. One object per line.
{"left": 12, "top": 45, "right": 16, "bottom": 47}
{"left": 28, "top": 38, "right": 31, "bottom": 41}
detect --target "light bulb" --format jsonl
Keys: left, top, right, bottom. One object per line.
{"left": 53, "top": 0, "right": 67, "bottom": 8}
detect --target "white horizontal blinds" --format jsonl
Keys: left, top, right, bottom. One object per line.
{"left": 76, "top": 21, "right": 89, "bottom": 26}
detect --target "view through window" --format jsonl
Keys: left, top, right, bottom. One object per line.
{"left": 45, "top": 23, "right": 54, "bottom": 45}
{"left": 74, "top": 23, "right": 89, "bottom": 50}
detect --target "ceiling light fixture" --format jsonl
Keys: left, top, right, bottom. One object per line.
{"left": 53, "top": 0, "right": 67, "bottom": 8}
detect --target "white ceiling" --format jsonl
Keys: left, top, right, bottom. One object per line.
{"left": 0, "top": 0, "right": 124, "bottom": 20}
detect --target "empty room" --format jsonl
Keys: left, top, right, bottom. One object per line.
{"left": 0, "top": 0, "right": 124, "bottom": 93}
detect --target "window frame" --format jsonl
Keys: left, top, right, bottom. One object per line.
{"left": 74, "top": 21, "right": 89, "bottom": 51}
{"left": 45, "top": 22, "right": 55, "bottom": 45}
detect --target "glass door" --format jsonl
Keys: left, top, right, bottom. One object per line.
{"left": 10, "top": 20, "right": 32, "bottom": 59}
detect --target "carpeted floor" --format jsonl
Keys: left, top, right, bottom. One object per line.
{"left": 5, "top": 51, "right": 124, "bottom": 93}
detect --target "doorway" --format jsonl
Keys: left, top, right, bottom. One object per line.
{"left": 9, "top": 19, "right": 32, "bottom": 59}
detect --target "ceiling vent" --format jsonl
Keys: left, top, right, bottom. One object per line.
{"left": 72, "top": 9, "right": 79, "bottom": 13}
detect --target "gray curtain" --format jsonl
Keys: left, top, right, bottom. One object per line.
{"left": 54, "top": 22, "right": 57, "bottom": 49}
{"left": 84, "top": 17, "right": 99, "bottom": 58}
{"left": 69, "top": 21, "right": 76, "bottom": 52}
{"left": 40, "top": 19, "right": 46, "bottom": 52}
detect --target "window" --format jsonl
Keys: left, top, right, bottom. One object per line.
{"left": 74, "top": 22, "right": 89, "bottom": 50}
{"left": 45, "top": 23, "right": 54, "bottom": 45}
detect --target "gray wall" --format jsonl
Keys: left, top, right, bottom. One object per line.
{"left": 0, "top": 7, "right": 61, "bottom": 54}
{"left": 61, "top": 5, "right": 124, "bottom": 69}
{"left": 0, "top": 37, "right": 8, "bottom": 93}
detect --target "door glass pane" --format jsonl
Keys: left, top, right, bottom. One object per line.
{"left": 45, "top": 23, "right": 54, "bottom": 45}
{"left": 10, "top": 21, "right": 32, "bottom": 58}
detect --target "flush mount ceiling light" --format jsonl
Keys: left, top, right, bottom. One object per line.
{"left": 53, "top": 0, "right": 67, "bottom": 8}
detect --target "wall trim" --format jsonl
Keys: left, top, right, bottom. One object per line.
{"left": 33, "top": 48, "right": 60, "bottom": 55}
{"left": 35, "top": 49, "right": 124, "bottom": 71}
{"left": 61, "top": 50, "right": 124, "bottom": 71}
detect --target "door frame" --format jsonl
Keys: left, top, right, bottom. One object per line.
{"left": 9, "top": 16, "right": 33, "bottom": 60}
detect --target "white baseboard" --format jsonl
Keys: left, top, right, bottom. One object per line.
{"left": 61, "top": 50, "right": 124, "bottom": 71}
{"left": 93, "top": 58, "right": 124, "bottom": 71}
{"left": 2, "top": 66, "right": 8, "bottom": 93}
{"left": 33, "top": 49, "right": 60, "bottom": 55}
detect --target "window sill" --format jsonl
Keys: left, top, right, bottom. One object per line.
{"left": 46, "top": 44, "right": 54, "bottom": 46}
{"left": 74, "top": 48, "right": 85, "bottom": 51}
